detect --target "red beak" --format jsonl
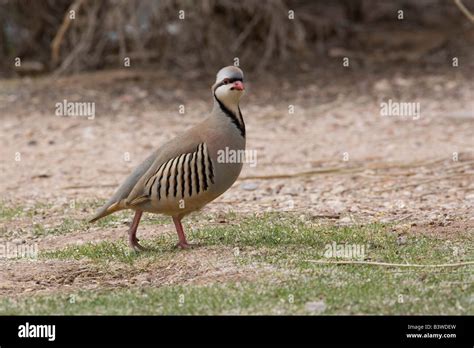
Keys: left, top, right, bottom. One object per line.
{"left": 232, "top": 81, "right": 244, "bottom": 91}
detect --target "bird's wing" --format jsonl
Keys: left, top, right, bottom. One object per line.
{"left": 89, "top": 127, "right": 204, "bottom": 222}
{"left": 124, "top": 131, "right": 204, "bottom": 206}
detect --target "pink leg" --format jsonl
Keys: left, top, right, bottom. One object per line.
{"left": 172, "top": 216, "right": 193, "bottom": 249}
{"left": 129, "top": 210, "right": 146, "bottom": 251}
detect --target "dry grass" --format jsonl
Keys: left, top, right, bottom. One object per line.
{"left": 1, "top": 0, "right": 471, "bottom": 76}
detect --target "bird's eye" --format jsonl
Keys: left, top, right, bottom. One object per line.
{"left": 223, "top": 78, "right": 230, "bottom": 84}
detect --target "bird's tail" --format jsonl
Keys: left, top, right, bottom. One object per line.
{"left": 89, "top": 200, "right": 123, "bottom": 223}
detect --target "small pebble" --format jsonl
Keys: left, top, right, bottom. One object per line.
{"left": 339, "top": 216, "right": 352, "bottom": 224}
{"left": 241, "top": 182, "right": 258, "bottom": 191}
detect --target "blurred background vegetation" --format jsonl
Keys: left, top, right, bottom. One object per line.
{"left": 0, "top": 0, "right": 473, "bottom": 77}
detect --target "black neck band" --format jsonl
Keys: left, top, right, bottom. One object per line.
{"left": 214, "top": 94, "right": 246, "bottom": 137}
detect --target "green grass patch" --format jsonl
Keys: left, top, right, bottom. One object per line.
{"left": 0, "top": 203, "right": 24, "bottom": 221}
{"left": 4, "top": 212, "right": 474, "bottom": 315}
{"left": 0, "top": 199, "right": 174, "bottom": 239}
{"left": 0, "top": 270, "right": 472, "bottom": 315}
{"left": 42, "top": 236, "right": 174, "bottom": 264}
{"left": 0, "top": 201, "right": 49, "bottom": 221}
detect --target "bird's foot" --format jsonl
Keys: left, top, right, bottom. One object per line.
{"left": 129, "top": 237, "right": 147, "bottom": 252}
{"left": 175, "top": 241, "right": 199, "bottom": 250}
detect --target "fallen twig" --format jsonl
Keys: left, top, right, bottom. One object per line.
{"left": 239, "top": 166, "right": 362, "bottom": 180}
{"left": 304, "top": 259, "right": 474, "bottom": 268}
{"left": 61, "top": 184, "right": 117, "bottom": 189}
{"left": 375, "top": 173, "right": 468, "bottom": 193}
{"left": 238, "top": 157, "right": 459, "bottom": 181}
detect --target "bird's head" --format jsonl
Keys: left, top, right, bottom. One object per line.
{"left": 212, "top": 66, "right": 245, "bottom": 107}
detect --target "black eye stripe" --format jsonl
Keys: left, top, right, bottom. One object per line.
{"left": 223, "top": 78, "right": 242, "bottom": 84}
{"left": 214, "top": 77, "right": 243, "bottom": 91}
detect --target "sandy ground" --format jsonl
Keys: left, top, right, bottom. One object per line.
{"left": 1, "top": 66, "right": 473, "bottom": 220}
{"left": 0, "top": 63, "right": 473, "bottom": 296}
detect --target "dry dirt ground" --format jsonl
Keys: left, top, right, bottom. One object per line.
{"left": 0, "top": 63, "right": 473, "bottom": 299}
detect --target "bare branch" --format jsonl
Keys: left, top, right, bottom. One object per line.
{"left": 50, "top": 0, "right": 85, "bottom": 67}
{"left": 454, "top": 0, "right": 474, "bottom": 23}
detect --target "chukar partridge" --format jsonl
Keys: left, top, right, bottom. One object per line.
{"left": 90, "top": 66, "right": 246, "bottom": 251}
